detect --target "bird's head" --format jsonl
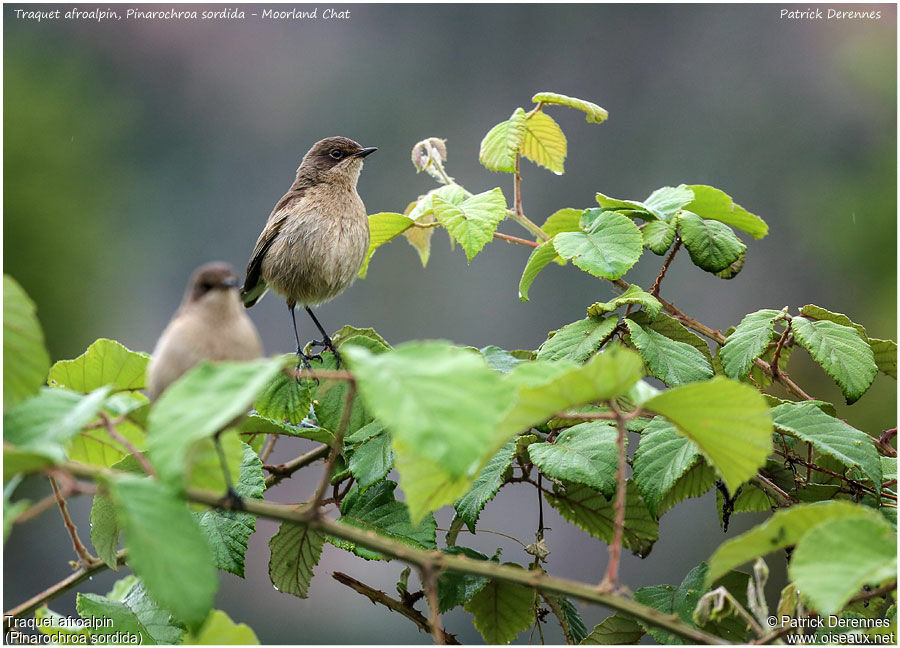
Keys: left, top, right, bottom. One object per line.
{"left": 184, "top": 262, "right": 242, "bottom": 309}
{"left": 296, "top": 136, "right": 377, "bottom": 187}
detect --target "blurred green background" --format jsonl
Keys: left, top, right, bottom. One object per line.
{"left": 4, "top": 4, "right": 896, "bottom": 644}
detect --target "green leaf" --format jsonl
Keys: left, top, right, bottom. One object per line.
{"left": 479, "top": 108, "right": 527, "bottom": 172}
{"left": 634, "top": 563, "right": 708, "bottom": 644}
{"left": 407, "top": 183, "right": 471, "bottom": 222}
{"left": 90, "top": 493, "right": 120, "bottom": 569}
{"left": 48, "top": 339, "right": 149, "bottom": 393}
{"left": 789, "top": 516, "right": 896, "bottom": 615}
{"left": 455, "top": 437, "right": 518, "bottom": 531}
{"left": 553, "top": 210, "right": 643, "bottom": 280}
{"left": 106, "top": 578, "right": 185, "bottom": 644}
{"left": 644, "top": 377, "right": 772, "bottom": 494}
{"left": 147, "top": 356, "right": 284, "bottom": 486}
{"left": 581, "top": 613, "right": 645, "bottom": 644}
{"left": 433, "top": 188, "right": 507, "bottom": 262}
{"left": 771, "top": 401, "right": 882, "bottom": 490}
{"left": 330, "top": 481, "right": 436, "bottom": 560}
{"left": 35, "top": 606, "right": 92, "bottom": 639}
{"left": 798, "top": 304, "right": 869, "bottom": 341}
{"left": 76, "top": 593, "right": 155, "bottom": 644}
{"left": 531, "top": 92, "right": 608, "bottom": 123}
{"left": 529, "top": 422, "right": 619, "bottom": 495}
{"left": 184, "top": 609, "right": 260, "bottom": 644}
{"left": 109, "top": 474, "right": 217, "bottom": 629}
{"left": 545, "top": 480, "right": 658, "bottom": 557}
{"left": 359, "top": 212, "right": 414, "bottom": 278}
{"left": 685, "top": 185, "right": 768, "bottom": 239}
{"left": 480, "top": 345, "right": 528, "bottom": 373}
{"left": 541, "top": 592, "right": 589, "bottom": 644}
{"left": 541, "top": 208, "right": 583, "bottom": 236}
{"left": 719, "top": 309, "right": 783, "bottom": 379}
{"left": 537, "top": 316, "right": 618, "bottom": 363}
{"left": 791, "top": 316, "right": 878, "bottom": 404}
{"left": 347, "top": 423, "right": 394, "bottom": 488}
{"left": 678, "top": 211, "right": 747, "bottom": 274}
{"left": 3, "top": 275, "right": 51, "bottom": 410}
{"left": 235, "top": 413, "right": 332, "bottom": 445}
{"left": 869, "top": 338, "right": 897, "bottom": 379}
{"left": 253, "top": 357, "right": 316, "bottom": 424}
{"left": 268, "top": 520, "right": 326, "bottom": 599}
{"left": 642, "top": 219, "right": 677, "bottom": 255}
{"left": 4, "top": 386, "right": 112, "bottom": 462}
{"left": 656, "top": 460, "right": 718, "bottom": 516}
{"left": 595, "top": 192, "right": 653, "bottom": 219}
{"left": 520, "top": 111, "right": 567, "bottom": 173}
{"left": 627, "top": 311, "right": 712, "bottom": 362}
{"left": 67, "top": 415, "right": 147, "bottom": 469}
{"left": 632, "top": 417, "right": 703, "bottom": 516}
{"left": 3, "top": 486, "right": 28, "bottom": 542}
{"left": 625, "top": 319, "right": 713, "bottom": 386}
{"left": 464, "top": 573, "right": 536, "bottom": 644}
{"left": 437, "top": 546, "right": 490, "bottom": 612}
{"left": 197, "top": 443, "right": 265, "bottom": 577}
{"left": 587, "top": 284, "right": 662, "bottom": 320}
{"left": 3, "top": 447, "right": 54, "bottom": 481}
{"left": 705, "top": 500, "right": 886, "bottom": 586}
{"left": 392, "top": 445, "right": 473, "bottom": 526}
{"left": 518, "top": 239, "right": 560, "bottom": 301}
{"left": 643, "top": 185, "right": 695, "bottom": 219}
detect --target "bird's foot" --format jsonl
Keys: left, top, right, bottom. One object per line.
{"left": 309, "top": 338, "right": 343, "bottom": 368}
{"left": 294, "top": 350, "right": 320, "bottom": 385}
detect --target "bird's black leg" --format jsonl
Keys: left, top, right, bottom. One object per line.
{"left": 214, "top": 431, "right": 243, "bottom": 510}
{"left": 305, "top": 306, "right": 342, "bottom": 367}
{"left": 288, "top": 302, "right": 313, "bottom": 371}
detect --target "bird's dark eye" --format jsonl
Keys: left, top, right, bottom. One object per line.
{"left": 199, "top": 282, "right": 214, "bottom": 292}
{"left": 329, "top": 148, "right": 343, "bottom": 160}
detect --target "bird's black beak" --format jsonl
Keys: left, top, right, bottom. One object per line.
{"left": 354, "top": 147, "right": 377, "bottom": 158}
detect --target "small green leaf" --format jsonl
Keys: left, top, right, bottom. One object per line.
{"left": 464, "top": 573, "right": 536, "bottom": 644}
{"left": 541, "top": 208, "right": 583, "bottom": 236}
{"left": 798, "top": 304, "right": 869, "bottom": 341}
{"left": 480, "top": 345, "right": 528, "bottom": 373}
{"left": 520, "top": 111, "right": 567, "bottom": 173}
{"left": 253, "top": 356, "right": 316, "bottom": 424}
{"left": 437, "top": 546, "right": 490, "bottom": 612}
{"left": 434, "top": 188, "right": 507, "bottom": 262}
{"left": 518, "top": 239, "right": 560, "bottom": 301}
{"left": 587, "top": 284, "right": 662, "bottom": 320}
{"left": 347, "top": 424, "right": 394, "bottom": 488}
{"left": 268, "top": 520, "right": 326, "bottom": 599}
{"left": 719, "top": 309, "right": 783, "bottom": 379}
{"left": 595, "top": 192, "right": 653, "bottom": 219}
{"left": 537, "top": 316, "right": 618, "bottom": 363}
{"left": 553, "top": 210, "right": 643, "bottom": 280}
{"left": 643, "top": 185, "right": 695, "bottom": 219}
{"left": 76, "top": 593, "right": 154, "bottom": 644}
{"left": 642, "top": 219, "right": 677, "bottom": 255}
{"left": 48, "top": 339, "right": 149, "bottom": 393}
{"left": 455, "top": 437, "right": 518, "bottom": 531}
{"left": 479, "top": 108, "right": 527, "bottom": 172}
{"left": 235, "top": 413, "right": 332, "bottom": 445}
{"left": 678, "top": 211, "right": 747, "bottom": 274}
{"left": 791, "top": 316, "right": 878, "bottom": 404}
{"left": 531, "top": 92, "right": 608, "bottom": 124}
{"left": 644, "top": 377, "right": 772, "bottom": 494}
{"left": 3, "top": 489, "right": 29, "bottom": 543}
{"left": 685, "top": 185, "right": 767, "bottom": 239}
{"left": 789, "top": 516, "right": 896, "bottom": 615}
{"left": 359, "top": 212, "right": 414, "bottom": 278}
{"left": 634, "top": 563, "right": 708, "bottom": 644}
{"left": 3, "top": 275, "right": 51, "bottom": 410}
{"left": 109, "top": 474, "right": 217, "bottom": 629}
{"left": 656, "top": 460, "right": 717, "bottom": 516}
{"left": 90, "top": 493, "right": 120, "bottom": 569}
{"left": 184, "top": 609, "right": 260, "bottom": 645}
{"left": 869, "top": 338, "right": 897, "bottom": 379}
{"left": 529, "top": 422, "right": 619, "bottom": 495}
{"left": 628, "top": 311, "right": 712, "bottom": 362}
{"left": 632, "top": 417, "right": 703, "bottom": 517}
{"left": 581, "top": 614, "right": 645, "bottom": 644}
{"left": 625, "top": 319, "right": 714, "bottom": 386}
{"left": 541, "top": 593, "right": 589, "bottom": 644}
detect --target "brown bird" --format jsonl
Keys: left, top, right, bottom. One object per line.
{"left": 241, "top": 136, "right": 376, "bottom": 367}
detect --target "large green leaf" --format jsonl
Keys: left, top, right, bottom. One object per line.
{"left": 101, "top": 578, "right": 185, "bottom": 644}
{"left": 719, "top": 309, "right": 783, "bottom": 379}
{"left": 537, "top": 316, "right": 618, "bottom": 363}
{"left": 3, "top": 275, "right": 51, "bottom": 410}
{"left": 644, "top": 377, "right": 772, "bottom": 494}
{"left": 625, "top": 319, "right": 713, "bottom": 385}
{"left": 109, "top": 475, "right": 217, "bottom": 629}
{"left": 791, "top": 316, "right": 877, "bottom": 404}
{"left": 48, "top": 338, "right": 149, "bottom": 393}
{"left": 798, "top": 304, "right": 869, "bottom": 340}
{"left": 518, "top": 239, "right": 560, "bottom": 301}
{"left": 184, "top": 609, "right": 260, "bottom": 645}
{"left": 464, "top": 573, "right": 536, "bottom": 644}
{"left": 454, "top": 437, "right": 518, "bottom": 531}
{"left": 642, "top": 219, "right": 677, "bottom": 255}
{"left": 643, "top": 185, "right": 695, "bottom": 220}
{"left": 253, "top": 355, "right": 316, "bottom": 424}
{"left": 553, "top": 210, "right": 643, "bottom": 280}
{"left": 76, "top": 594, "right": 155, "bottom": 644}
{"left": 581, "top": 614, "right": 645, "bottom": 644}
{"left": 479, "top": 108, "right": 527, "bottom": 172}
{"left": 788, "top": 516, "right": 897, "bottom": 615}
{"left": 678, "top": 211, "right": 746, "bottom": 274}
{"left": 67, "top": 415, "right": 147, "bottom": 469}
{"left": 685, "top": 185, "right": 768, "bottom": 239}
{"left": 433, "top": 188, "right": 508, "bottom": 262}
{"left": 587, "top": 284, "right": 662, "bottom": 320}
{"left": 531, "top": 92, "right": 608, "bottom": 124}
{"left": 359, "top": 212, "right": 414, "bottom": 278}
{"left": 520, "top": 111, "right": 566, "bottom": 173}
{"left": 528, "top": 421, "right": 619, "bottom": 495}
{"left": 771, "top": 401, "right": 882, "bottom": 490}
{"left": 268, "top": 520, "right": 326, "bottom": 599}
{"left": 632, "top": 417, "right": 703, "bottom": 516}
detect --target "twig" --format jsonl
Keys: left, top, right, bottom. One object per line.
{"left": 332, "top": 571, "right": 459, "bottom": 644}
{"left": 493, "top": 231, "right": 540, "bottom": 248}
{"left": 311, "top": 382, "right": 356, "bottom": 509}
{"left": 420, "top": 564, "right": 445, "bottom": 645}
{"left": 772, "top": 448, "right": 895, "bottom": 501}
{"left": 509, "top": 154, "right": 550, "bottom": 241}
{"left": 100, "top": 412, "right": 155, "bottom": 478}
{"left": 750, "top": 473, "right": 796, "bottom": 507}
{"left": 848, "top": 580, "right": 897, "bottom": 604}
{"left": 287, "top": 367, "right": 355, "bottom": 382}
{"left": 259, "top": 434, "right": 278, "bottom": 463}
{"left": 264, "top": 444, "right": 330, "bottom": 488}
{"left": 769, "top": 323, "right": 791, "bottom": 380}
{"left": 649, "top": 236, "right": 682, "bottom": 297}
{"left": 600, "top": 401, "right": 629, "bottom": 591}
{"left": 49, "top": 474, "right": 97, "bottom": 567}
{"left": 877, "top": 428, "right": 897, "bottom": 458}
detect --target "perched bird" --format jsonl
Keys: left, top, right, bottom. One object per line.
{"left": 241, "top": 136, "right": 376, "bottom": 367}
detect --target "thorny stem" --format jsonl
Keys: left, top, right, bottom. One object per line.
{"left": 49, "top": 474, "right": 97, "bottom": 568}
{"left": 311, "top": 382, "right": 356, "bottom": 509}
{"left": 650, "top": 236, "right": 682, "bottom": 297}
{"left": 101, "top": 412, "right": 155, "bottom": 478}
{"left": 420, "top": 564, "right": 445, "bottom": 645}
{"left": 601, "top": 401, "right": 629, "bottom": 591}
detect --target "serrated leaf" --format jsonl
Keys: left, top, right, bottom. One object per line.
{"left": 347, "top": 424, "right": 394, "bottom": 488}
{"left": 359, "top": 212, "right": 414, "bottom": 278}
{"left": 529, "top": 422, "right": 619, "bottom": 495}
{"left": 520, "top": 111, "right": 567, "bottom": 173}
{"left": 587, "top": 284, "right": 662, "bottom": 320}
{"left": 632, "top": 417, "right": 703, "bottom": 516}
{"left": 642, "top": 219, "right": 677, "bottom": 255}
{"left": 537, "top": 316, "right": 618, "bottom": 363}
{"left": 532, "top": 92, "right": 608, "bottom": 124}
{"left": 656, "top": 460, "right": 717, "bottom": 516}
{"left": 3, "top": 275, "right": 51, "bottom": 410}
{"left": 268, "top": 520, "right": 326, "bottom": 599}
{"left": 645, "top": 377, "right": 772, "bottom": 494}
{"left": 625, "top": 319, "right": 713, "bottom": 386}
{"left": 581, "top": 613, "right": 645, "bottom": 644}
{"left": 713, "top": 250, "right": 745, "bottom": 279}
{"left": 109, "top": 474, "right": 217, "bottom": 629}
{"left": 685, "top": 185, "right": 767, "bottom": 239}
{"left": 789, "top": 516, "right": 896, "bottom": 615}
{"left": 76, "top": 593, "right": 154, "bottom": 644}
{"left": 464, "top": 573, "right": 536, "bottom": 644}
{"left": 628, "top": 311, "right": 712, "bottom": 362}
{"left": 678, "top": 211, "right": 747, "bottom": 274}
{"left": 634, "top": 563, "right": 708, "bottom": 644}
{"left": 716, "top": 484, "right": 774, "bottom": 525}
{"left": 479, "top": 108, "right": 527, "bottom": 172}
{"left": 643, "top": 185, "right": 695, "bottom": 219}
{"left": 553, "top": 210, "right": 643, "bottom": 280}
{"left": 869, "top": 338, "right": 897, "bottom": 379}
{"left": 719, "top": 309, "right": 783, "bottom": 379}
{"left": 235, "top": 413, "right": 332, "bottom": 445}
{"left": 433, "top": 188, "right": 507, "bottom": 262}
{"left": 518, "top": 239, "right": 560, "bottom": 301}
{"left": 407, "top": 183, "right": 471, "bottom": 222}
{"left": 542, "top": 208, "right": 583, "bottom": 236}
{"left": 48, "top": 338, "right": 149, "bottom": 393}
{"left": 798, "top": 304, "right": 869, "bottom": 341}
{"left": 253, "top": 356, "right": 316, "bottom": 424}
{"left": 705, "top": 500, "right": 886, "bottom": 585}
{"left": 595, "top": 192, "right": 654, "bottom": 219}
{"left": 110, "top": 579, "right": 185, "bottom": 644}
{"left": 184, "top": 609, "right": 260, "bottom": 645}
{"left": 437, "top": 546, "right": 490, "bottom": 612}
{"left": 791, "top": 316, "right": 878, "bottom": 404}
{"left": 90, "top": 493, "right": 120, "bottom": 569}
{"left": 771, "top": 401, "right": 882, "bottom": 491}
{"left": 542, "top": 592, "right": 589, "bottom": 644}
{"left": 455, "top": 437, "right": 518, "bottom": 531}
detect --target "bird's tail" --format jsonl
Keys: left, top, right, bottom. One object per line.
{"left": 240, "top": 279, "right": 268, "bottom": 309}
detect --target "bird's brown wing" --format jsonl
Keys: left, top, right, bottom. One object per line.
{"left": 241, "top": 190, "right": 302, "bottom": 308}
